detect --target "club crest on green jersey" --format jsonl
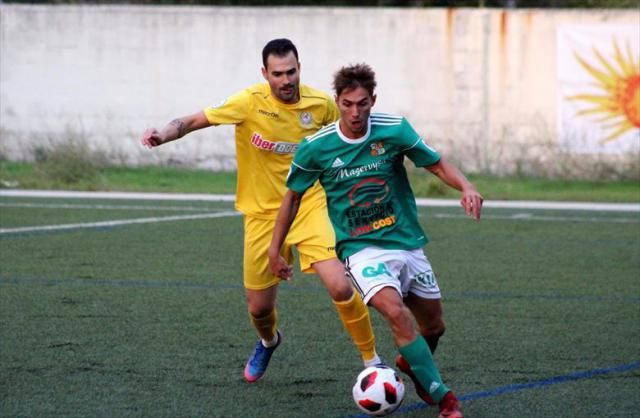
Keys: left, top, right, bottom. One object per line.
{"left": 369, "top": 141, "right": 386, "bottom": 156}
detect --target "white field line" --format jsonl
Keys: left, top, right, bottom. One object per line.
{"left": 0, "top": 202, "right": 225, "bottom": 212}
{"left": 414, "top": 198, "right": 640, "bottom": 212}
{"left": 0, "top": 211, "right": 241, "bottom": 235}
{"left": 1, "top": 189, "right": 638, "bottom": 212}
{"left": 424, "top": 213, "right": 639, "bottom": 224}
{"left": 0, "top": 189, "right": 236, "bottom": 202}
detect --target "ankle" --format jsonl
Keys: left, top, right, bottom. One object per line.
{"left": 439, "top": 391, "right": 459, "bottom": 408}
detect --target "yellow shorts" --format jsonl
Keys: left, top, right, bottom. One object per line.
{"left": 243, "top": 204, "right": 336, "bottom": 290}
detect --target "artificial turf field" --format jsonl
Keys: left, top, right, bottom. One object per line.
{"left": 1, "top": 193, "right": 638, "bottom": 417}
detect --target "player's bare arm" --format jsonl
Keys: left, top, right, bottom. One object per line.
{"left": 141, "top": 111, "right": 211, "bottom": 148}
{"left": 426, "top": 158, "right": 483, "bottom": 220}
{"left": 268, "top": 189, "right": 304, "bottom": 280}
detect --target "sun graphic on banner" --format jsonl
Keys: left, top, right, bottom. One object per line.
{"left": 568, "top": 39, "right": 640, "bottom": 143}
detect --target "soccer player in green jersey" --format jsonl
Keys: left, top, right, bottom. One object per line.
{"left": 143, "top": 40, "right": 380, "bottom": 384}
{"left": 268, "top": 63, "right": 483, "bottom": 418}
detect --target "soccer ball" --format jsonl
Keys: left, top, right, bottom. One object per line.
{"left": 352, "top": 365, "right": 405, "bottom": 416}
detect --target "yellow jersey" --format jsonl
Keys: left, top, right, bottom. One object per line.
{"left": 203, "top": 83, "right": 339, "bottom": 219}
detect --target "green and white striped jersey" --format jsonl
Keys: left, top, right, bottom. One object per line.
{"left": 287, "top": 113, "right": 441, "bottom": 260}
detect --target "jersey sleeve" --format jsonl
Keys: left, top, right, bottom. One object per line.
{"left": 286, "top": 139, "right": 322, "bottom": 194}
{"left": 202, "top": 89, "right": 251, "bottom": 125}
{"left": 399, "top": 118, "right": 441, "bottom": 167}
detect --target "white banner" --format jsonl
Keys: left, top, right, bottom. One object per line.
{"left": 557, "top": 24, "right": 640, "bottom": 154}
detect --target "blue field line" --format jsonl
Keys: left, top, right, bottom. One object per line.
{"left": 1, "top": 276, "right": 639, "bottom": 303}
{"left": 0, "top": 276, "right": 244, "bottom": 291}
{"left": 454, "top": 290, "right": 640, "bottom": 303}
{"left": 345, "top": 360, "right": 640, "bottom": 417}
{"left": 0, "top": 276, "right": 316, "bottom": 293}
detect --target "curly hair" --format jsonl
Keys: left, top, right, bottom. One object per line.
{"left": 332, "top": 63, "right": 377, "bottom": 97}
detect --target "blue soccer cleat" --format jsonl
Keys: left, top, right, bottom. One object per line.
{"left": 243, "top": 330, "right": 282, "bottom": 383}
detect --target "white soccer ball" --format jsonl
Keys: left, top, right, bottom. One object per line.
{"left": 352, "top": 365, "right": 405, "bottom": 416}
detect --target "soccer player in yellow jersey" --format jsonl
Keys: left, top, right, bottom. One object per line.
{"left": 141, "top": 39, "right": 380, "bottom": 383}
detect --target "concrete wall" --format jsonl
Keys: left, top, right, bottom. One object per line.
{"left": 1, "top": 5, "right": 638, "bottom": 177}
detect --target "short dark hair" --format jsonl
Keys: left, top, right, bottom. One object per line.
{"left": 332, "top": 64, "right": 377, "bottom": 97}
{"left": 262, "top": 38, "right": 299, "bottom": 68}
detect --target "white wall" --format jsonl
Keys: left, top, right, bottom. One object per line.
{"left": 1, "top": 5, "right": 638, "bottom": 176}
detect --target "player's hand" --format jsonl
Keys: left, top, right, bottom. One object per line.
{"left": 269, "top": 254, "right": 294, "bottom": 281}
{"left": 141, "top": 128, "right": 163, "bottom": 148}
{"left": 460, "top": 188, "right": 483, "bottom": 221}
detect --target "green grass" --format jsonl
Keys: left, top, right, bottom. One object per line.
{"left": 0, "top": 162, "right": 237, "bottom": 194}
{"left": 1, "top": 197, "right": 639, "bottom": 417}
{"left": 1, "top": 161, "right": 639, "bottom": 202}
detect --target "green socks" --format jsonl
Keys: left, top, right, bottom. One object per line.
{"left": 398, "top": 335, "right": 450, "bottom": 403}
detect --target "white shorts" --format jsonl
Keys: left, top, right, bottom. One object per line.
{"left": 345, "top": 247, "right": 441, "bottom": 304}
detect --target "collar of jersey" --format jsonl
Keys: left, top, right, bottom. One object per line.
{"left": 336, "top": 117, "right": 371, "bottom": 144}
{"left": 266, "top": 83, "right": 305, "bottom": 109}
{"left": 269, "top": 94, "right": 302, "bottom": 109}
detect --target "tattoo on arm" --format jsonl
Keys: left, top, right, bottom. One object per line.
{"left": 169, "top": 119, "right": 186, "bottom": 138}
